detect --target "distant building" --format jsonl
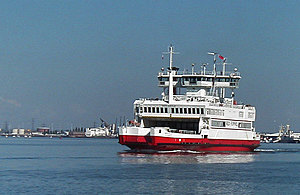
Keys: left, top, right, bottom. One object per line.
{"left": 12, "top": 128, "right": 25, "bottom": 135}
{"left": 37, "top": 127, "right": 50, "bottom": 134}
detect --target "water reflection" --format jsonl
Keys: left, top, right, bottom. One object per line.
{"left": 118, "top": 151, "right": 257, "bottom": 164}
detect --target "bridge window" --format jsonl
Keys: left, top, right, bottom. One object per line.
{"left": 165, "top": 107, "right": 168, "bottom": 113}
{"left": 156, "top": 107, "right": 160, "bottom": 113}
{"left": 190, "top": 77, "right": 197, "bottom": 84}
{"left": 184, "top": 108, "right": 187, "bottom": 114}
{"left": 152, "top": 107, "right": 155, "bottom": 113}
{"left": 159, "top": 77, "right": 169, "bottom": 81}
{"left": 148, "top": 107, "right": 151, "bottom": 113}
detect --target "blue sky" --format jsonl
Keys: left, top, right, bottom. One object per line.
{"left": 0, "top": 1, "right": 299, "bottom": 132}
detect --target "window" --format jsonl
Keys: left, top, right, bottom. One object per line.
{"left": 160, "top": 77, "right": 169, "bottom": 81}
{"left": 175, "top": 108, "right": 179, "bottom": 113}
{"left": 190, "top": 77, "right": 196, "bottom": 84}
{"left": 201, "top": 108, "right": 204, "bottom": 114}
{"left": 211, "top": 120, "right": 226, "bottom": 127}
{"left": 148, "top": 107, "right": 151, "bottom": 113}
{"left": 156, "top": 107, "right": 160, "bottom": 113}
{"left": 238, "top": 122, "right": 251, "bottom": 129}
{"left": 152, "top": 107, "right": 155, "bottom": 113}
{"left": 196, "top": 108, "right": 200, "bottom": 114}
{"left": 180, "top": 108, "right": 183, "bottom": 114}
{"left": 171, "top": 108, "right": 174, "bottom": 113}
{"left": 207, "top": 109, "right": 223, "bottom": 116}
{"left": 192, "top": 108, "right": 195, "bottom": 114}
{"left": 239, "top": 111, "right": 244, "bottom": 118}
{"left": 188, "top": 108, "right": 191, "bottom": 114}
{"left": 144, "top": 107, "right": 147, "bottom": 113}
{"left": 165, "top": 107, "right": 168, "bottom": 113}
{"left": 184, "top": 108, "right": 187, "bottom": 114}
{"left": 161, "top": 107, "right": 164, "bottom": 113}
{"left": 248, "top": 112, "right": 254, "bottom": 118}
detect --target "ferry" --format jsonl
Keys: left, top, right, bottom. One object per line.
{"left": 119, "top": 45, "right": 260, "bottom": 152}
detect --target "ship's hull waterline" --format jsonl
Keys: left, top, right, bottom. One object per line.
{"left": 119, "top": 135, "right": 260, "bottom": 152}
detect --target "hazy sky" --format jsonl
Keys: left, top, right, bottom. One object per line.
{"left": 0, "top": 1, "right": 299, "bottom": 132}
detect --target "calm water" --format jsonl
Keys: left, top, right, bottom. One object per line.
{"left": 0, "top": 137, "right": 299, "bottom": 195}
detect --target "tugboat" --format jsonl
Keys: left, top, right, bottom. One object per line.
{"left": 273, "top": 124, "right": 300, "bottom": 143}
{"left": 119, "top": 45, "right": 260, "bottom": 152}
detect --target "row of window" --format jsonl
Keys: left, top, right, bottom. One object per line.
{"left": 137, "top": 106, "right": 205, "bottom": 115}
{"left": 211, "top": 120, "right": 252, "bottom": 129}
{"left": 207, "top": 109, "right": 224, "bottom": 116}
{"left": 184, "top": 77, "right": 239, "bottom": 82}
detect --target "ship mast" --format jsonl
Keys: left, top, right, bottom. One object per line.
{"left": 222, "top": 58, "right": 226, "bottom": 98}
{"left": 163, "top": 44, "right": 178, "bottom": 103}
{"left": 208, "top": 52, "right": 217, "bottom": 96}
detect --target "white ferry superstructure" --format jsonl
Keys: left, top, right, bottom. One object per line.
{"left": 119, "top": 45, "right": 260, "bottom": 152}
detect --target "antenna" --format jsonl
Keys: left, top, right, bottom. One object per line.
{"left": 192, "top": 63, "right": 195, "bottom": 74}
{"left": 201, "top": 63, "right": 208, "bottom": 75}
{"left": 207, "top": 52, "right": 217, "bottom": 75}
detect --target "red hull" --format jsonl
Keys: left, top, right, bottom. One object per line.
{"left": 119, "top": 135, "right": 260, "bottom": 152}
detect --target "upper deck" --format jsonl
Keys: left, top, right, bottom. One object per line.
{"left": 158, "top": 69, "right": 241, "bottom": 89}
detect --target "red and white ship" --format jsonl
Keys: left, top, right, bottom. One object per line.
{"left": 119, "top": 45, "right": 260, "bottom": 152}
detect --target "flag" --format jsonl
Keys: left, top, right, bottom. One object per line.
{"left": 219, "top": 54, "right": 225, "bottom": 60}
{"left": 162, "top": 55, "right": 164, "bottom": 60}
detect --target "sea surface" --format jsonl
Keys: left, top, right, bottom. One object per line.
{"left": 0, "top": 137, "right": 299, "bottom": 195}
